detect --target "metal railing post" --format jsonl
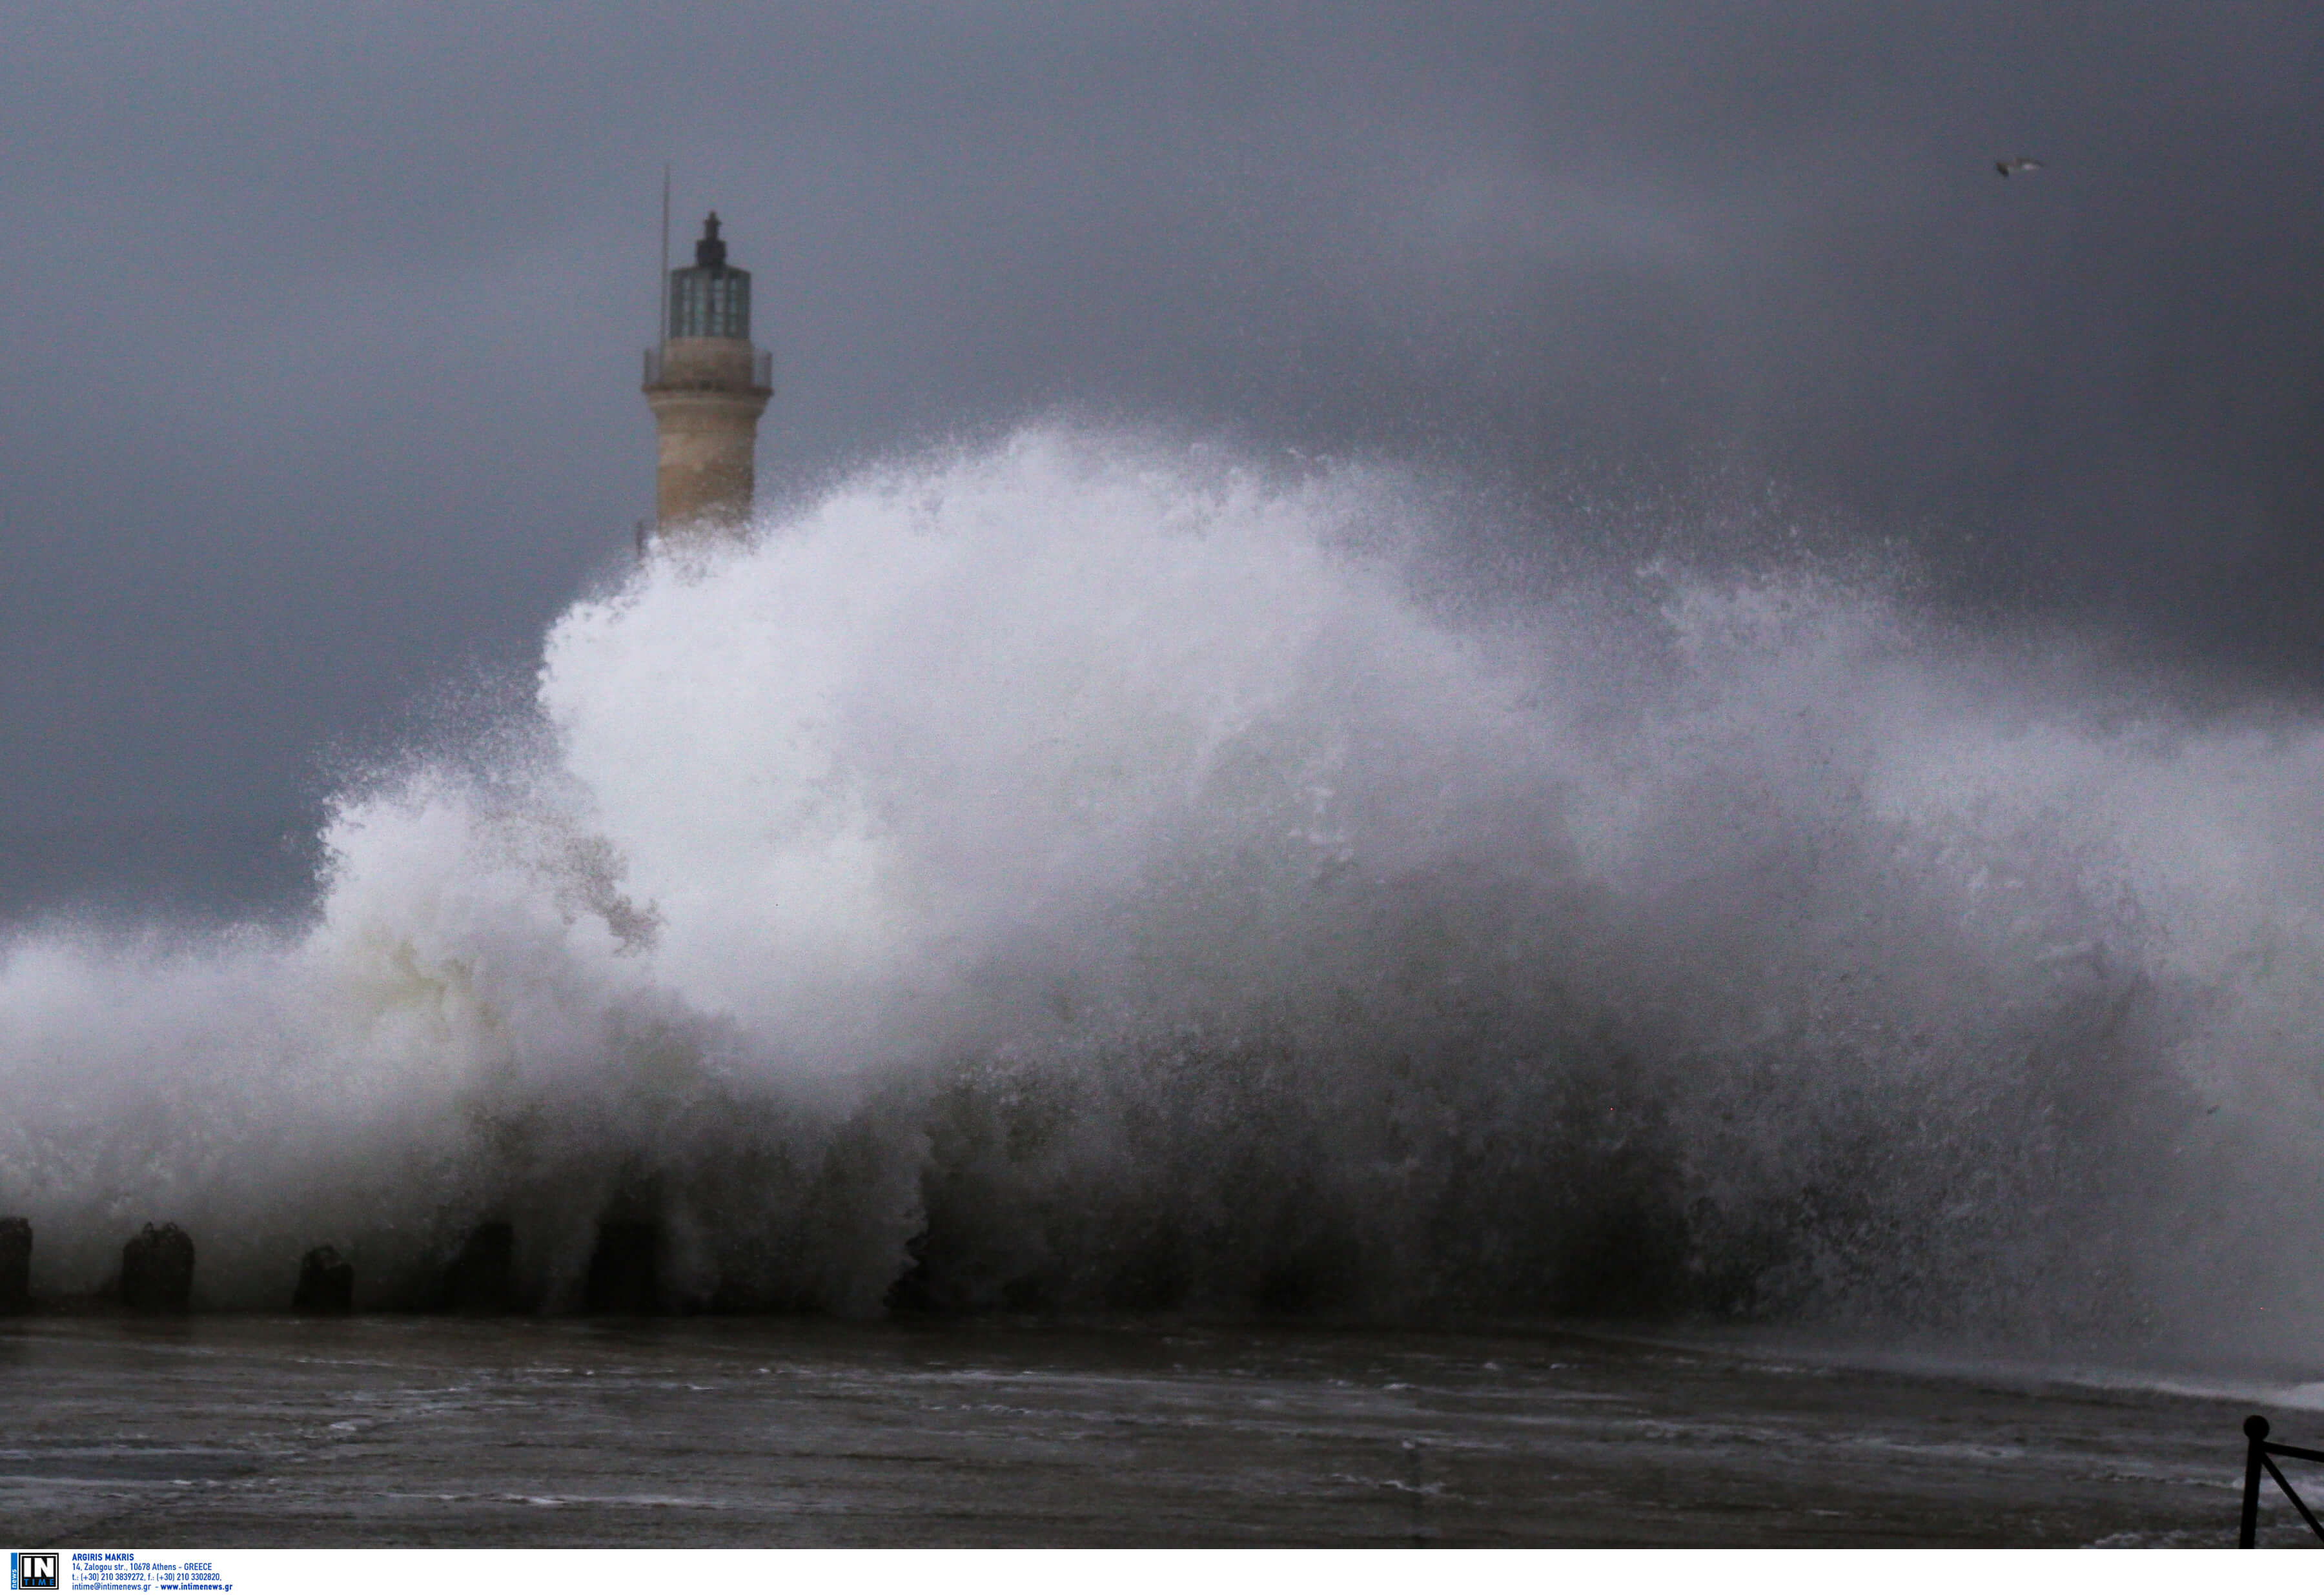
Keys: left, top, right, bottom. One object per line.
{"left": 2243, "top": 1414, "right": 2268, "bottom": 1548}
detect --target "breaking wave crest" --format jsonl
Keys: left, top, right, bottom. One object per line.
{"left": 6, "top": 427, "right": 2324, "bottom": 1359}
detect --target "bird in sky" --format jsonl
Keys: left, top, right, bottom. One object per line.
{"left": 1994, "top": 156, "right": 2046, "bottom": 178}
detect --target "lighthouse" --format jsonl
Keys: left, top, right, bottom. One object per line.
{"left": 642, "top": 212, "right": 773, "bottom": 544}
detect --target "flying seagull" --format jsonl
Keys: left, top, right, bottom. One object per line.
{"left": 1994, "top": 156, "right": 2045, "bottom": 178}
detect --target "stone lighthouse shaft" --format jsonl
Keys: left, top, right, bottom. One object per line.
{"left": 642, "top": 212, "right": 773, "bottom": 542}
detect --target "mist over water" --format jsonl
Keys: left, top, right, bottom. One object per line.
{"left": 6, "top": 427, "right": 2323, "bottom": 1363}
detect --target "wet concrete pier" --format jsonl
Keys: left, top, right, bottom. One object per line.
{"left": 0, "top": 1317, "right": 2280, "bottom": 1547}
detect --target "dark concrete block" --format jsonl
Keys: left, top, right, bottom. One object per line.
{"left": 121, "top": 1223, "right": 195, "bottom": 1313}
{"left": 0, "top": 1216, "right": 29, "bottom": 1314}
{"left": 442, "top": 1221, "right": 515, "bottom": 1314}
{"left": 584, "top": 1219, "right": 658, "bottom": 1314}
{"left": 293, "top": 1245, "right": 354, "bottom": 1314}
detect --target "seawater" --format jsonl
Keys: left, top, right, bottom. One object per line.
{"left": 5, "top": 427, "right": 2323, "bottom": 1365}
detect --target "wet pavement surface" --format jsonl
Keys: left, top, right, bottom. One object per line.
{"left": 0, "top": 1316, "right": 2298, "bottom": 1546}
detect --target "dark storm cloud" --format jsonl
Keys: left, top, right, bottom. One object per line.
{"left": 4, "top": 1, "right": 2321, "bottom": 913}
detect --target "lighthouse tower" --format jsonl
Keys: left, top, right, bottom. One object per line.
{"left": 642, "top": 212, "right": 773, "bottom": 543}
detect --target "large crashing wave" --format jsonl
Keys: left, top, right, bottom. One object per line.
{"left": 5, "top": 427, "right": 2324, "bottom": 1358}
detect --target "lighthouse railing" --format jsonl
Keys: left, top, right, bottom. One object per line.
{"left": 641, "top": 345, "right": 774, "bottom": 392}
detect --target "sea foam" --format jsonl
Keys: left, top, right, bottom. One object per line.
{"left": 5, "top": 427, "right": 2322, "bottom": 1356}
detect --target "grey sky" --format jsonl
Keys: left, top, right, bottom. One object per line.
{"left": 4, "top": 2, "right": 2321, "bottom": 916}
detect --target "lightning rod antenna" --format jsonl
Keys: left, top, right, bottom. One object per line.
{"left": 658, "top": 163, "right": 672, "bottom": 343}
